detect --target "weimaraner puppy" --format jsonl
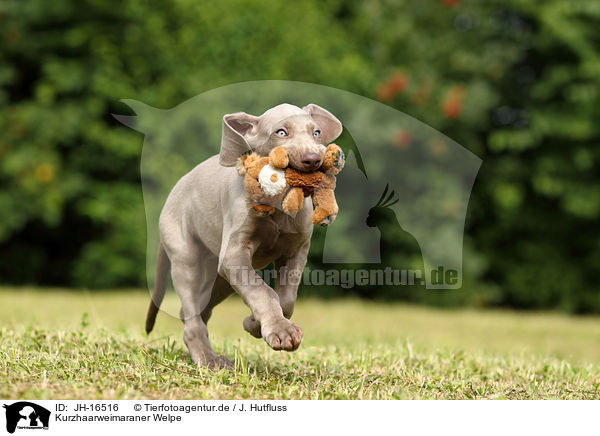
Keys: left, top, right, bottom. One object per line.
{"left": 145, "top": 103, "right": 343, "bottom": 368}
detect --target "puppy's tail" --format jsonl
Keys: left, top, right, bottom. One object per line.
{"left": 145, "top": 243, "right": 170, "bottom": 334}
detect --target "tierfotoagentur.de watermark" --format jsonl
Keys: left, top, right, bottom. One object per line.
{"left": 225, "top": 266, "right": 459, "bottom": 289}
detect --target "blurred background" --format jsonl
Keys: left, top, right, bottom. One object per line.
{"left": 1, "top": 0, "right": 599, "bottom": 313}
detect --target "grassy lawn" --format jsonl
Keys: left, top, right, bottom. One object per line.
{"left": 1, "top": 287, "right": 599, "bottom": 399}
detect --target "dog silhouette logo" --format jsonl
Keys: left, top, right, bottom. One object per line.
{"left": 115, "top": 80, "right": 481, "bottom": 304}
{"left": 3, "top": 402, "right": 50, "bottom": 433}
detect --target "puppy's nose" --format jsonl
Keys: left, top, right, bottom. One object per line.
{"left": 301, "top": 153, "right": 322, "bottom": 171}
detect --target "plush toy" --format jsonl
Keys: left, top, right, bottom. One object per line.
{"left": 237, "top": 144, "right": 345, "bottom": 226}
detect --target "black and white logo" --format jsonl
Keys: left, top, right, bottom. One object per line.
{"left": 3, "top": 402, "right": 50, "bottom": 434}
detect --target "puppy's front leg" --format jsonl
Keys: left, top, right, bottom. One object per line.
{"left": 219, "top": 237, "right": 302, "bottom": 352}
{"left": 275, "top": 240, "right": 310, "bottom": 316}
{"left": 270, "top": 243, "right": 311, "bottom": 340}
{"left": 241, "top": 244, "right": 309, "bottom": 342}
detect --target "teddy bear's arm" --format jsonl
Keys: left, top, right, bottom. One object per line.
{"left": 268, "top": 146, "right": 289, "bottom": 168}
{"left": 238, "top": 152, "right": 262, "bottom": 176}
{"left": 282, "top": 187, "right": 305, "bottom": 216}
{"left": 321, "top": 143, "right": 345, "bottom": 175}
{"left": 311, "top": 187, "right": 339, "bottom": 226}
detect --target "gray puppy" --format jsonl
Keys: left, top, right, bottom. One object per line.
{"left": 145, "top": 103, "right": 343, "bottom": 368}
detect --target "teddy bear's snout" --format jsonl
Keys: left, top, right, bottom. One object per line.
{"left": 300, "top": 153, "right": 322, "bottom": 171}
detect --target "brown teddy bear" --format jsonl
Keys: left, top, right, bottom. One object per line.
{"left": 237, "top": 144, "right": 345, "bottom": 226}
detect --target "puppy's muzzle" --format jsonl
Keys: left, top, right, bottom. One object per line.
{"left": 301, "top": 153, "right": 322, "bottom": 171}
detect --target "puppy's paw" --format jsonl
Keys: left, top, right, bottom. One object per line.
{"left": 197, "top": 354, "right": 234, "bottom": 370}
{"left": 262, "top": 318, "right": 303, "bottom": 352}
{"left": 243, "top": 315, "right": 262, "bottom": 338}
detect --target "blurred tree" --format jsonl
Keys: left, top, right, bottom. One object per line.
{"left": 0, "top": 0, "right": 370, "bottom": 287}
{"left": 0, "top": 0, "right": 599, "bottom": 312}
{"left": 341, "top": 0, "right": 600, "bottom": 311}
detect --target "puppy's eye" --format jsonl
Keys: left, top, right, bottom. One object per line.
{"left": 313, "top": 130, "right": 321, "bottom": 138}
{"left": 275, "top": 129, "right": 287, "bottom": 137}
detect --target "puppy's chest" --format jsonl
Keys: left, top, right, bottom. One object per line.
{"left": 253, "top": 230, "right": 307, "bottom": 262}
{"left": 250, "top": 216, "right": 310, "bottom": 265}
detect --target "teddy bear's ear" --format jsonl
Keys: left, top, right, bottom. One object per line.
{"left": 236, "top": 155, "right": 249, "bottom": 176}
{"left": 302, "top": 104, "right": 343, "bottom": 144}
{"left": 220, "top": 112, "right": 260, "bottom": 166}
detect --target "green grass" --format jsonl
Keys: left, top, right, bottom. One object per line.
{"left": 1, "top": 287, "right": 599, "bottom": 399}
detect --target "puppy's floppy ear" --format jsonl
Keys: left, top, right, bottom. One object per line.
{"left": 220, "top": 112, "right": 259, "bottom": 166}
{"left": 302, "top": 104, "right": 343, "bottom": 144}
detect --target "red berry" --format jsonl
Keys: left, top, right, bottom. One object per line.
{"left": 441, "top": 86, "right": 466, "bottom": 118}
{"left": 376, "top": 82, "right": 395, "bottom": 101}
{"left": 389, "top": 72, "right": 409, "bottom": 93}
{"left": 441, "top": 0, "right": 460, "bottom": 7}
{"left": 442, "top": 98, "right": 461, "bottom": 118}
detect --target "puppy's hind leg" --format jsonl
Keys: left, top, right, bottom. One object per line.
{"left": 170, "top": 249, "right": 233, "bottom": 369}
{"left": 201, "top": 275, "right": 235, "bottom": 324}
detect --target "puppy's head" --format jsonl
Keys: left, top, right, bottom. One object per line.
{"left": 220, "top": 103, "right": 342, "bottom": 172}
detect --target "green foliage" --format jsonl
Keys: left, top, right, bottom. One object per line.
{"left": 330, "top": 0, "right": 600, "bottom": 311}
{"left": 0, "top": 0, "right": 369, "bottom": 287}
{"left": 0, "top": 0, "right": 599, "bottom": 311}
